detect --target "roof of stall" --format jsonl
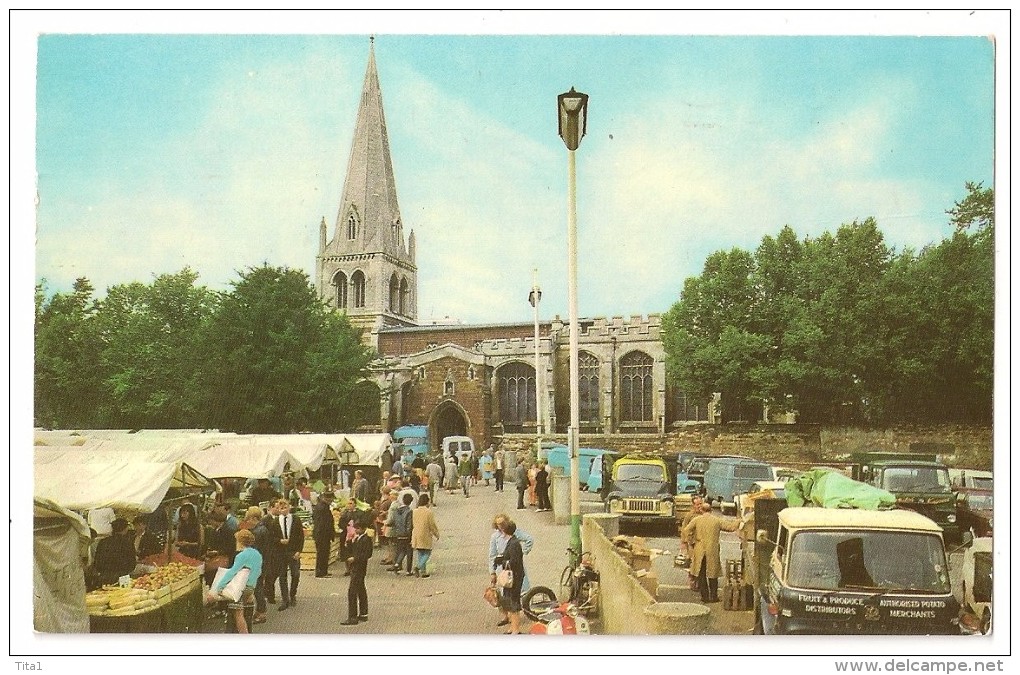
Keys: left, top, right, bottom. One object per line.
{"left": 240, "top": 434, "right": 346, "bottom": 472}
{"left": 34, "top": 452, "right": 215, "bottom": 514}
{"left": 341, "top": 433, "right": 393, "bottom": 467}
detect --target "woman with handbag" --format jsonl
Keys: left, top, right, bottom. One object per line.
{"left": 212, "top": 528, "right": 263, "bottom": 634}
{"left": 492, "top": 519, "right": 526, "bottom": 634}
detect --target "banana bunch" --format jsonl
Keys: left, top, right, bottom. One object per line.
{"left": 85, "top": 587, "right": 158, "bottom": 616}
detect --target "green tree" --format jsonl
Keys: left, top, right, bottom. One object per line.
{"left": 34, "top": 278, "right": 107, "bottom": 427}
{"left": 93, "top": 268, "right": 216, "bottom": 428}
{"left": 199, "top": 264, "right": 376, "bottom": 433}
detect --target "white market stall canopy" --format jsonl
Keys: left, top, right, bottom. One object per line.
{"left": 341, "top": 433, "right": 394, "bottom": 467}
{"left": 241, "top": 434, "right": 346, "bottom": 472}
{"left": 182, "top": 442, "right": 294, "bottom": 480}
{"left": 34, "top": 453, "right": 215, "bottom": 514}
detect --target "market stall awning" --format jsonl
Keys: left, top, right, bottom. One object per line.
{"left": 182, "top": 442, "right": 294, "bottom": 480}
{"left": 241, "top": 434, "right": 347, "bottom": 472}
{"left": 340, "top": 433, "right": 394, "bottom": 467}
{"left": 34, "top": 454, "right": 215, "bottom": 514}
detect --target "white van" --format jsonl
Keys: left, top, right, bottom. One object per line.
{"left": 442, "top": 435, "right": 475, "bottom": 464}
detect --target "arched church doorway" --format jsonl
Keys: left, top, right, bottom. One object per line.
{"left": 431, "top": 401, "right": 469, "bottom": 453}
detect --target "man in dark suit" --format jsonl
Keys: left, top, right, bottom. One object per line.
{"left": 270, "top": 498, "right": 305, "bottom": 610}
{"left": 312, "top": 491, "right": 336, "bottom": 578}
{"left": 339, "top": 521, "right": 373, "bottom": 625}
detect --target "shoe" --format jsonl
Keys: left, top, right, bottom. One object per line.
{"left": 388, "top": 566, "right": 400, "bottom": 573}
{"left": 342, "top": 571, "right": 350, "bottom": 577}
{"left": 266, "top": 596, "right": 277, "bottom": 604}
{"left": 277, "top": 602, "right": 290, "bottom": 611}
{"left": 413, "top": 569, "right": 420, "bottom": 577}
{"left": 253, "top": 614, "right": 267, "bottom": 624}
{"left": 340, "top": 619, "right": 359, "bottom": 626}
{"left": 358, "top": 615, "right": 368, "bottom": 622}
{"left": 290, "top": 597, "right": 297, "bottom": 607}
{"left": 420, "top": 574, "right": 431, "bottom": 578}
{"left": 497, "top": 619, "right": 509, "bottom": 627}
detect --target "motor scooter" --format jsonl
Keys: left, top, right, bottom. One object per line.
{"left": 527, "top": 599, "right": 591, "bottom": 635}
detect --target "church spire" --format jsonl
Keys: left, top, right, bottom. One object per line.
{"left": 329, "top": 37, "right": 405, "bottom": 258}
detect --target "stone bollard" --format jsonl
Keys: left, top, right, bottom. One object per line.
{"left": 643, "top": 602, "right": 712, "bottom": 635}
{"left": 583, "top": 512, "right": 620, "bottom": 539}
{"left": 552, "top": 474, "right": 571, "bottom": 524}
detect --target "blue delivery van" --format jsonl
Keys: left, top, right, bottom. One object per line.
{"left": 545, "top": 446, "right": 616, "bottom": 490}
{"left": 393, "top": 425, "right": 430, "bottom": 457}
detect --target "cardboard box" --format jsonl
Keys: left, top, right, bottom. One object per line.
{"left": 637, "top": 569, "right": 659, "bottom": 596}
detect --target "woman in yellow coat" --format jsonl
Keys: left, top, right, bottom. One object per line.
{"left": 681, "top": 503, "right": 740, "bottom": 603}
{"left": 410, "top": 494, "right": 440, "bottom": 577}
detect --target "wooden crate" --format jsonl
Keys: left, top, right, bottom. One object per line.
{"left": 299, "top": 539, "right": 339, "bottom": 571}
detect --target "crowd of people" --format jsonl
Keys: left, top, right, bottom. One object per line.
{"left": 88, "top": 438, "right": 569, "bottom": 634}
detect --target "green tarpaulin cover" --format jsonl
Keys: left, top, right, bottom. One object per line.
{"left": 785, "top": 469, "right": 896, "bottom": 510}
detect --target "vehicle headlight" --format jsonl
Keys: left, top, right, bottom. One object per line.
{"left": 608, "top": 499, "right": 623, "bottom": 513}
{"left": 947, "top": 514, "right": 957, "bottom": 523}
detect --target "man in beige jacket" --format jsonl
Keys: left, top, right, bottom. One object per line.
{"left": 682, "top": 503, "right": 740, "bottom": 603}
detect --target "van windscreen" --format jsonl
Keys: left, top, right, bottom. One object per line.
{"left": 787, "top": 530, "right": 950, "bottom": 593}
{"left": 734, "top": 464, "right": 772, "bottom": 480}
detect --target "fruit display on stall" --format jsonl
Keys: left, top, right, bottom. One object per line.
{"left": 86, "top": 562, "right": 201, "bottom": 616}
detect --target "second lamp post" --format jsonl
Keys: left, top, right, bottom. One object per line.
{"left": 558, "top": 86, "right": 588, "bottom": 561}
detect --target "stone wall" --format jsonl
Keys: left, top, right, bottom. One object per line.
{"left": 403, "top": 355, "right": 492, "bottom": 451}
{"left": 498, "top": 423, "right": 993, "bottom": 470}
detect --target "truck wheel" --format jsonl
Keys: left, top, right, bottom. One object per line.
{"left": 522, "top": 586, "right": 557, "bottom": 622}
{"left": 753, "top": 610, "right": 764, "bottom": 635}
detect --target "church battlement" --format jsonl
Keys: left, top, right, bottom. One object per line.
{"left": 479, "top": 335, "right": 552, "bottom": 354}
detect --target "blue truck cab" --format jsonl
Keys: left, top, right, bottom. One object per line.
{"left": 393, "top": 425, "right": 430, "bottom": 457}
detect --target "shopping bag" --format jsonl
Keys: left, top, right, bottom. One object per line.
{"left": 483, "top": 585, "right": 500, "bottom": 608}
{"left": 210, "top": 566, "right": 250, "bottom": 602}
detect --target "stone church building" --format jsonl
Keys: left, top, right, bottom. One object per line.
{"left": 316, "top": 43, "right": 715, "bottom": 453}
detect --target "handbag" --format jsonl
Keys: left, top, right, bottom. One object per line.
{"left": 483, "top": 585, "right": 500, "bottom": 608}
{"left": 210, "top": 566, "right": 250, "bottom": 603}
{"left": 496, "top": 566, "right": 514, "bottom": 589}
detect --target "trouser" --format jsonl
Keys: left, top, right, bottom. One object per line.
{"left": 429, "top": 481, "right": 437, "bottom": 505}
{"left": 262, "top": 559, "right": 278, "bottom": 600}
{"left": 414, "top": 548, "right": 432, "bottom": 574}
{"left": 393, "top": 538, "right": 413, "bottom": 572}
{"left": 462, "top": 477, "right": 470, "bottom": 496}
{"left": 315, "top": 538, "right": 331, "bottom": 576}
{"left": 495, "top": 469, "right": 504, "bottom": 491}
{"left": 697, "top": 557, "right": 719, "bottom": 602}
{"left": 537, "top": 486, "right": 551, "bottom": 510}
{"left": 278, "top": 555, "right": 300, "bottom": 601}
{"left": 254, "top": 574, "right": 267, "bottom": 613}
{"left": 517, "top": 486, "right": 527, "bottom": 509}
{"left": 347, "top": 565, "right": 368, "bottom": 618}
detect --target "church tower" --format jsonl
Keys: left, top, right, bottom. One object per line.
{"left": 317, "top": 39, "right": 418, "bottom": 346}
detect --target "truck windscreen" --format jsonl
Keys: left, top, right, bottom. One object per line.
{"left": 881, "top": 467, "right": 952, "bottom": 493}
{"left": 617, "top": 464, "right": 666, "bottom": 481}
{"left": 786, "top": 531, "right": 951, "bottom": 594}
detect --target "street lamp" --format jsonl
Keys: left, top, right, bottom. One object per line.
{"left": 558, "top": 87, "right": 588, "bottom": 562}
{"left": 529, "top": 270, "right": 543, "bottom": 458}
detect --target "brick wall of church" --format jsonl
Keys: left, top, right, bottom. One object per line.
{"left": 401, "top": 355, "right": 493, "bottom": 451}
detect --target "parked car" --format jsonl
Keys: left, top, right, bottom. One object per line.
{"left": 961, "top": 537, "right": 992, "bottom": 635}
{"left": 703, "top": 457, "right": 775, "bottom": 515}
{"left": 734, "top": 479, "right": 788, "bottom": 517}
{"left": 956, "top": 488, "right": 993, "bottom": 538}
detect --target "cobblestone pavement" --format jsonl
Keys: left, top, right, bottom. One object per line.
{"left": 204, "top": 480, "right": 573, "bottom": 635}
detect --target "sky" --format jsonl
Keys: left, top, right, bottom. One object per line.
{"left": 10, "top": 10, "right": 1013, "bottom": 662}
{"left": 24, "top": 12, "right": 1001, "bottom": 326}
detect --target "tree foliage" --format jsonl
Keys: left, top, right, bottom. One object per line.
{"left": 34, "top": 265, "right": 378, "bottom": 433}
{"left": 663, "top": 184, "right": 994, "bottom": 425}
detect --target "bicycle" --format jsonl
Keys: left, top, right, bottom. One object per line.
{"left": 522, "top": 547, "right": 600, "bottom": 621}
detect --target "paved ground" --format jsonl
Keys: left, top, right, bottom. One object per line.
{"left": 201, "top": 484, "right": 969, "bottom": 636}
{"left": 204, "top": 480, "right": 575, "bottom": 635}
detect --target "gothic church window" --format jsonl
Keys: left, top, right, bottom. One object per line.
{"left": 352, "top": 271, "right": 366, "bottom": 308}
{"left": 347, "top": 213, "right": 358, "bottom": 240}
{"left": 498, "top": 362, "right": 536, "bottom": 433}
{"left": 389, "top": 273, "right": 400, "bottom": 313}
{"left": 620, "top": 351, "right": 653, "bottom": 422}
{"left": 399, "top": 278, "right": 409, "bottom": 315}
{"left": 333, "top": 271, "right": 348, "bottom": 308}
{"left": 579, "top": 351, "right": 600, "bottom": 423}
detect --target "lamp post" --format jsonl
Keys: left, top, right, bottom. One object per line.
{"left": 528, "top": 269, "right": 543, "bottom": 458}
{"left": 558, "top": 87, "right": 588, "bottom": 562}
